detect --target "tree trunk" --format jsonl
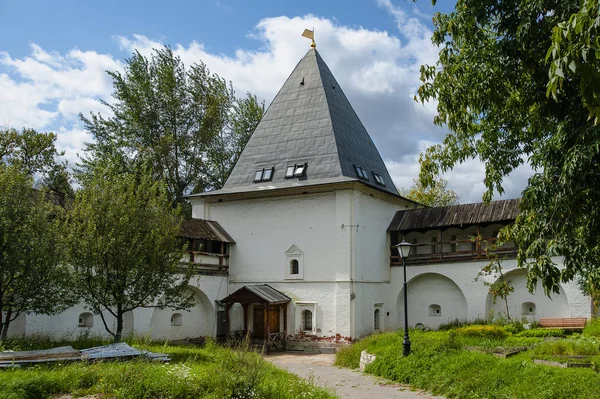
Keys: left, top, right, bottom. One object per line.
{"left": 1, "top": 309, "right": 12, "bottom": 341}
{"left": 115, "top": 303, "right": 124, "bottom": 343}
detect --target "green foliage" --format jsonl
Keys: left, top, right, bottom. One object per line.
{"left": 456, "top": 325, "right": 508, "bottom": 340}
{"left": 399, "top": 176, "right": 459, "bottom": 206}
{"left": 0, "top": 127, "right": 62, "bottom": 176}
{"left": 0, "top": 342, "right": 335, "bottom": 399}
{"left": 0, "top": 164, "right": 75, "bottom": 340}
{"left": 81, "top": 46, "right": 264, "bottom": 215}
{"left": 66, "top": 161, "right": 191, "bottom": 342}
{"left": 546, "top": 0, "right": 600, "bottom": 124}
{"left": 337, "top": 330, "right": 600, "bottom": 398}
{"left": 417, "top": 0, "right": 600, "bottom": 295}
{"left": 517, "top": 329, "right": 565, "bottom": 338}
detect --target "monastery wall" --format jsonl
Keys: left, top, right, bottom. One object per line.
{"left": 386, "top": 258, "right": 591, "bottom": 330}
{"left": 14, "top": 274, "right": 226, "bottom": 340}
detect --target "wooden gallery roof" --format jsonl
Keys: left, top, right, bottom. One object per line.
{"left": 387, "top": 198, "right": 520, "bottom": 232}
{"left": 180, "top": 218, "right": 236, "bottom": 243}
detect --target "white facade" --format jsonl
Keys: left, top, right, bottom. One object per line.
{"left": 12, "top": 182, "right": 593, "bottom": 341}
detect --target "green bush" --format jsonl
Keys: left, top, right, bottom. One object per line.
{"left": 516, "top": 329, "right": 565, "bottom": 338}
{"left": 456, "top": 325, "right": 508, "bottom": 339}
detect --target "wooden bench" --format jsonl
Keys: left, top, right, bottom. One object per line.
{"left": 538, "top": 318, "right": 587, "bottom": 330}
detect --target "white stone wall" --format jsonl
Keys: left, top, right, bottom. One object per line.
{"left": 19, "top": 274, "right": 227, "bottom": 340}
{"left": 194, "top": 186, "right": 413, "bottom": 339}
{"left": 388, "top": 258, "right": 591, "bottom": 330}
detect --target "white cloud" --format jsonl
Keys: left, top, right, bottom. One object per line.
{"left": 0, "top": 5, "right": 530, "bottom": 202}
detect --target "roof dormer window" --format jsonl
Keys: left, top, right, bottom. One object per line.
{"left": 294, "top": 163, "right": 306, "bottom": 177}
{"left": 372, "top": 172, "right": 386, "bottom": 186}
{"left": 354, "top": 165, "right": 369, "bottom": 180}
{"left": 285, "top": 163, "right": 307, "bottom": 178}
{"left": 254, "top": 167, "right": 274, "bottom": 182}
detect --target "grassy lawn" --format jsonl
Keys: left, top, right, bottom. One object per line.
{"left": 0, "top": 338, "right": 336, "bottom": 399}
{"left": 336, "top": 325, "right": 600, "bottom": 399}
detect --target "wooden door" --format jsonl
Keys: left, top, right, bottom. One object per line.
{"left": 268, "top": 308, "right": 280, "bottom": 334}
{"left": 253, "top": 307, "right": 264, "bottom": 339}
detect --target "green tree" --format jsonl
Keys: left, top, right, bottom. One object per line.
{"left": 400, "top": 176, "right": 459, "bottom": 207}
{"left": 417, "top": 0, "right": 600, "bottom": 294}
{"left": 0, "top": 127, "right": 62, "bottom": 176}
{"left": 81, "top": 46, "right": 264, "bottom": 215}
{"left": 476, "top": 237, "right": 514, "bottom": 320}
{"left": 0, "top": 165, "right": 74, "bottom": 340}
{"left": 66, "top": 161, "right": 193, "bottom": 342}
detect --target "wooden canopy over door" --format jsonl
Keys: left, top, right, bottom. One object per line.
{"left": 219, "top": 284, "right": 291, "bottom": 353}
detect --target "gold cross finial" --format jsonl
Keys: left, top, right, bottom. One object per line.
{"left": 302, "top": 29, "right": 316, "bottom": 48}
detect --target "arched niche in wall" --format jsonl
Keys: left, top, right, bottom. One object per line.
{"left": 171, "top": 313, "right": 183, "bottom": 326}
{"left": 150, "top": 285, "right": 214, "bottom": 340}
{"left": 397, "top": 273, "right": 467, "bottom": 330}
{"left": 428, "top": 304, "right": 441, "bottom": 317}
{"left": 521, "top": 302, "right": 536, "bottom": 316}
{"left": 78, "top": 312, "right": 94, "bottom": 328}
{"left": 485, "top": 269, "right": 569, "bottom": 320}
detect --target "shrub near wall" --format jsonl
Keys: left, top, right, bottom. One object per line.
{"left": 335, "top": 330, "right": 600, "bottom": 399}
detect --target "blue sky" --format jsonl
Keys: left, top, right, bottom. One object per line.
{"left": 0, "top": 0, "right": 529, "bottom": 202}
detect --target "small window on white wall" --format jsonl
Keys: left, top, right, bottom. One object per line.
{"left": 290, "top": 259, "right": 299, "bottom": 275}
{"left": 521, "top": 302, "right": 536, "bottom": 316}
{"left": 302, "top": 310, "right": 313, "bottom": 331}
{"left": 171, "top": 313, "right": 183, "bottom": 326}
{"left": 429, "top": 304, "right": 441, "bottom": 317}
{"left": 285, "top": 244, "right": 304, "bottom": 279}
{"left": 78, "top": 312, "right": 94, "bottom": 327}
{"left": 295, "top": 301, "right": 316, "bottom": 334}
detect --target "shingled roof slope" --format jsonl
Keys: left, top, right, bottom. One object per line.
{"left": 201, "top": 48, "right": 397, "bottom": 196}
{"left": 387, "top": 198, "right": 520, "bottom": 231}
{"left": 180, "top": 218, "right": 235, "bottom": 243}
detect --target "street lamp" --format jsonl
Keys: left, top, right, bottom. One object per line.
{"left": 395, "top": 240, "right": 412, "bottom": 356}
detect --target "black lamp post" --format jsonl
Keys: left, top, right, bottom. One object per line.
{"left": 395, "top": 240, "right": 412, "bottom": 356}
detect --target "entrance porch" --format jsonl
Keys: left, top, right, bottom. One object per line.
{"left": 220, "top": 285, "right": 290, "bottom": 353}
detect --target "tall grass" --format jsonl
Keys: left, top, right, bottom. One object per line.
{"left": 584, "top": 317, "right": 600, "bottom": 337}
{"left": 0, "top": 340, "right": 336, "bottom": 399}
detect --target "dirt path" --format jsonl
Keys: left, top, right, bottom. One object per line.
{"left": 265, "top": 353, "right": 445, "bottom": 399}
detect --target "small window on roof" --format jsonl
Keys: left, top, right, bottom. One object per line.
{"left": 354, "top": 164, "right": 369, "bottom": 180}
{"left": 285, "top": 163, "right": 307, "bottom": 178}
{"left": 263, "top": 168, "right": 273, "bottom": 180}
{"left": 294, "top": 163, "right": 306, "bottom": 176}
{"left": 286, "top": 165, "right": 295, "bottom": 178}
{"left": 254, "top": 167, "right": 274, "bottom": 182}
{"left": 372, "top": 172, "right": 385, "bottom": 186}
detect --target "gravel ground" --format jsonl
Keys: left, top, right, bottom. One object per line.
{"left": 265, "top": 353, "right": 445, "bottom": 399}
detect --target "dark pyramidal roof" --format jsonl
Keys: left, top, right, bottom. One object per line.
{"left": 210, "top": 48, "right": 398, "bottom": 196}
